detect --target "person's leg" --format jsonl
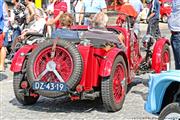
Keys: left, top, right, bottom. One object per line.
{"left": 0, "top": 32, "right": 8, "bottom": 71}
{"left": 154, "top": 19, "right": 161, "bottom": 39}
{"left": 0, "top": 47, "right": 6, "bottom": 71}
{"left": 12, "top": 28, "right": 21, "bottom": 42}
{"left": 171, "top": 33, "right": 180, "bottom": 69}
{"left": 150, "top": 18, "right": 157, "bottom": 38}
{"left": 147, "top": 18, "right": 153, "bottom": 35}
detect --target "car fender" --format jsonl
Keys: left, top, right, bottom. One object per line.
{"left": 99, "top": 47, "right": 128, "bottom": 77}
{"left": 145, "top": 70, "right": 180, "bottom": 114}
{"left": 10, "top": 45, "right": 36, "bottom": 72}
{"left": 152, "top": 38, "right": 170, "bottom": 73}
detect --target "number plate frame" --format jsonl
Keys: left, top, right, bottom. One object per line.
{"left": 32, "top": 81, "right": 68, "bottom": 92}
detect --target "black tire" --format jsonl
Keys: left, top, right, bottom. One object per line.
{"left": 162, "top": 44, "right": 171, "bottom": 71}
{"left": 159, "top": 102, "right": 180, "bottom": 120}
{"left": 13, "top": 72, "right": 39, "bottom": 105}
{"left": 101, "top": 55, "right": 127, "bottom": 112}
{"left": 27, "top": 39, "right": 83, "bottom": 98}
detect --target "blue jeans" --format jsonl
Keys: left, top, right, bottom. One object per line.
{"left": 147, "top": 18, "right": 161, "bottom": 39}
{"left": 84, "top": 17, "right": 91, "bottom": 26}
{"left": 12, "top": 27, "right": 21, "bottom": 42}
{"left": 171, "top": 32, "right": 180, "bottom": 69}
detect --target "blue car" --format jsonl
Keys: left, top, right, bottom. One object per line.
{"left": 145, "top": 70, "right": 180, "bottom": 120}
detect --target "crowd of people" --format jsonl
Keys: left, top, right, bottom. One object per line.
{"left": 0, "top": 0, "right": 177, "bottom": 72}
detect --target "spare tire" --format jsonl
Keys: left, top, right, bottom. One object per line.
{"left": 27, "top": 39, "right": 83, "bottom": 98}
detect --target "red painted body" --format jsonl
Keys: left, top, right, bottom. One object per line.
{"left": 11, "top": 25, "right": 170, "bottom": 93}
{"left": 10, "top": 45, "right": 36, "bottom": 72}
{"left": 78, "top": 45, "right": 106, "bottom": 91}
{"left": 152, "top": 38, "right": 170, "bottom": 73}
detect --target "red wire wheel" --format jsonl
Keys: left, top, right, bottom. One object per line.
{"left": 33, "top": 46, "right": 73, "bottom": 83}
{"left": 27, "top": 39, "right": 83, "bottom": 98}
{"left": 161, "top": 44, "right": 171, "bottom": 71}
{"left": 101, "top": 55, "right": 127, "bottom": 112}
{"left": 113, "top": 63, "right": 126, "bottom": 104}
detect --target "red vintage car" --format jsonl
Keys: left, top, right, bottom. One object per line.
{"left": 160, "top": 0, "right": 172, "bottom": 23}
{"left": 107, "top": 0, "right": 172, "bottom": 23}
{"left": 10, "top": 13, "right": 170, "bottom": 112}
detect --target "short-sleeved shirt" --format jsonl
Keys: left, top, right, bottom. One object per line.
{"left": 54, "top": 1, "right": 67, "bottom": 28}
{"left": 117, "top": 4, "right": 138, "bottom": 18}
{"left": 82, "top": 0, "right": 107, "bottom": 13}
{"left": 129, "top": 0, "right": 143, "bottom": 14}
{"left": 29, "top": 18, "right": 46, "bottom": 33}
{"left": 0, "top": 1, "right": 8, "bottom": 33}
{"left": 168, "top": 0, "right": 180, "bottom": 31}
{"left": 148, "top": 0, "right": 160, "bottom": 19}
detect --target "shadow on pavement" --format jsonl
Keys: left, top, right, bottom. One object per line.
{"left": 0, "top": 73, "right": 8, "bottom": 81}
{"left": 131, "top": 90, "right": 147, "bottom": 101}
{"left": 9, "top": 77, "right": 148, "bottom": 113}
{"left": 9, "top": 97, "right": 108, "bottom": 113}
{"left": 127, "top": 77, "right": 143, "bottom": 93}
{"left": 127, "top": 77, "right": 148, "bottom": 101}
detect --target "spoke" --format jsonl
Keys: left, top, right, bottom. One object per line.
{"left": 53, "top": 69, "right": 65, "bottom": 82}
{"left": 36, "top": 69, "right": 48, "bottom": 81}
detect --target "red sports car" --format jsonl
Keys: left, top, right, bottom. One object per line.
{"left": 11, "top": 13, "right": 170, "bottom": 112}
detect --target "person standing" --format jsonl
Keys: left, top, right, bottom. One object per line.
{"left": 116, "top": 0, "right": 138, "bottom": 27}
{"left": 146, "top": 0, "right": 161, "bottom": 39}
{"left": 129, "top": 0, "right": 143, "bottom": 14}
{"left": 46, "top": 0, "right": 55, "bottom": 37}
{"left": 168, "top": 0, "right": 180, "bottom": 69}
{"left": 0, "top": 0, "right": 9, "bottom": 71}
{"left": 46, "top": 0, "right": 67, "bottom": 29}
{"left": 64, "top": 0, "right": 71, "bottom": 13}
{"left": 24, "top": 0, "right": 36, "bottom": 26}
{"left": 79, "top": 0, "right": 107, "bottom": 25}
{"left": 73, "top": 0, "right": 84, "bottom": 24}
{"left": 11, "top": 0, "right": 25, "bottom": 42}
{"left": 46, "top": 0, "right": 54, "bottom": 19}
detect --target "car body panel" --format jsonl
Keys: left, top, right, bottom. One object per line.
{"left": 145, "top": 70, "right": 180, "bottom": 114}
{"left": 152, "top": 37, "right": 170, "bottom": 73}
{"left": 77, "top": 45, "right": 128, "bottom": 91}
{"left": 98, "top": 47, "right": 126, "bottom": 77}
{"left": 77, "top": 45, "right": 106, "bottom": 91}
{"left": 10, "top": 45, "right": 36, "bottom": 72}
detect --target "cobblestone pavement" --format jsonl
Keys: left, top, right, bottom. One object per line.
{"left": 0, "top": 23, "right": 173, "bottom": 120}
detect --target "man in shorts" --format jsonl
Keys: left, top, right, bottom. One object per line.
{"left": 0, "top": 0, "right": 8, "bottom": 71}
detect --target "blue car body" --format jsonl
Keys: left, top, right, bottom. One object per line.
{"left": 145, "top": 70, "right": 180, "bottom": 114}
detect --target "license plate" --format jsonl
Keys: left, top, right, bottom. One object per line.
{"left": 32, "top": 81, "right": 68, "bottom": 92}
